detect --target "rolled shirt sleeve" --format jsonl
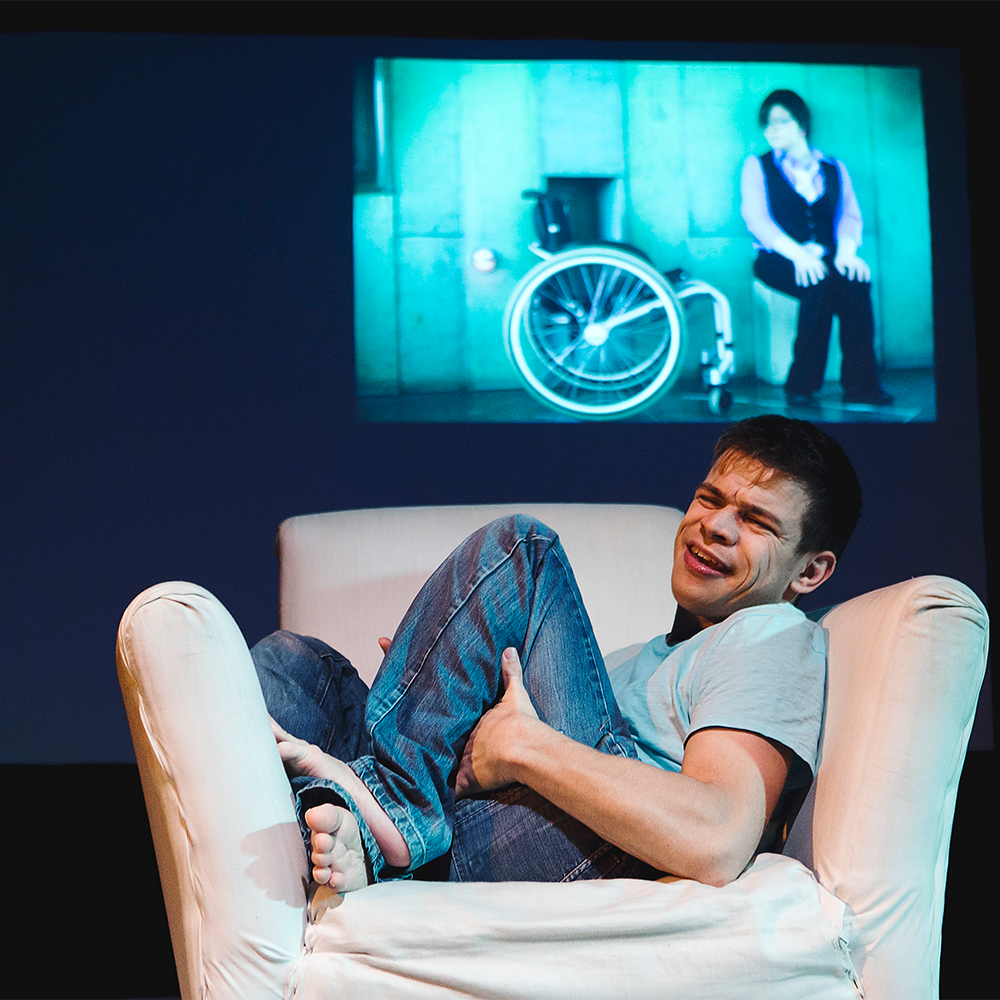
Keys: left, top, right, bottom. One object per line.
{"left": 740, "top": 154, "right": 787, "bottom": 251}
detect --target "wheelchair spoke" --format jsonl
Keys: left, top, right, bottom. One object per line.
{"left": 608, "top": 271, "right": 645, "bottom": 320}
{"left": 577, "top": 262, "right": 599, "bottom": 310}
{"left": 589, "top": 265, "right": 618, "bottom": 323}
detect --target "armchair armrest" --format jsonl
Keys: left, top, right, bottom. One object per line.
{"left": 117, "top": 582, "right": 308, "bottom": 999}
{"left": 785, "top": 575, "right": 989, "bottom": 999}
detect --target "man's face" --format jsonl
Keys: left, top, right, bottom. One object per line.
{"left": 671, "top": 452, "right": 816, "bottom": 627}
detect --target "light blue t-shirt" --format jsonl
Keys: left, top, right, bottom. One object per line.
{"left": 609, "top": 603, "right": 827, "bottom": 792}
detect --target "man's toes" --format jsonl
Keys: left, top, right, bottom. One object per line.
{"left": 302, "top": 803, "right": 368, "bottom": 893}
{"left": 311, "top": 840, "right": 333, "bottom": 871}
{"left": 305, "top": 802, "right": 345, "bottom": 835}
{"left": 311, "top": 830, "right": 333, "bottom": 855}
{"left": 325, "top": 869, "right": 348, "bottom": 892}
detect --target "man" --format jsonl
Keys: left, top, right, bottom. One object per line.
{"left": 254, "top": 415, "right": 860, "bottom": 893}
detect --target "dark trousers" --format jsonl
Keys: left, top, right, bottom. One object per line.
{"left": 754, "top": 251, "right": 882, "bottom": 398}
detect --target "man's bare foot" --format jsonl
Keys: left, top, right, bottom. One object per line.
{"left": 270, "top": 717, "right": 412, "bottom": 870}
{"left": 305, "top": 802, "right": 369, "bottom": 892}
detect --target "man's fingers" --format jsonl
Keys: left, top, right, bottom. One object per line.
{"left": 500, "top": 647, "right": 539, "bottom": 720}
{"left": 270, "top": 716, "right": 308, "bottom": 745}
{"left": 455, "top": 731, "right": 485, "bottom": 799}
{"left": 500, "top": 647, "right": 522, "bottom": 685}
{"left": 378, "top": 636, "right": 392, "bottom": 654}
{"left": 270, "top": 716, "right": 294, "bottom": 742}
{"left": 275, "top": 741, "right": 301, "bottom": 766}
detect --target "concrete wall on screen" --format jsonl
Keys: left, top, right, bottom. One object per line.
{"left": 355, "top": 60, "right": 932, "bottom": 396}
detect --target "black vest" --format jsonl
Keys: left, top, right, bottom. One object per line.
{"left": 759, "top": 151, "right": 840, "bottom": 251}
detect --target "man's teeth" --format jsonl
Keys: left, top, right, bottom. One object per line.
{"left": 692, "top": 546, "right": 726, "bottom": 571}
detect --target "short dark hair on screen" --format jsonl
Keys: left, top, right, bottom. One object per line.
{"left": 713, "top": 414, "right": 861, "bottom": 559}
{"left": 759, "top": 89, "right": 812, "bottom": 139}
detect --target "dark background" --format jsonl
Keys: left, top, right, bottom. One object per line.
{"left": 1, "top": 15, "right": 993, "bottom": 999}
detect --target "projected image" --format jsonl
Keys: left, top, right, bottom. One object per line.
{"left": 354, "top": 60, "right": 935, "bottom": 423}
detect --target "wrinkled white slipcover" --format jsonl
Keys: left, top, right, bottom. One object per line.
{"left": 117, "top": 504, "right": 989, "bottom": 999}
{"left": 295, "top": 855, "right": 859, "bottom": 1000}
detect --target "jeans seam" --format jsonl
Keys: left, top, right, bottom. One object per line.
{"left": 548, "top": 543, "right": 632, "bottom": 754}
{"left": 561, "top": 841, "right": 617, "bottom": 882}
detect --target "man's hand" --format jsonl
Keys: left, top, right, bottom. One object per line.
{"left": 270, "top": 716, "right": 330, "bottom": 778}
{"left": 455, "top": 648, "right": 540, "bottom": 799}
{"left": 451, "top": 651, "right": 793, "bottom": 887}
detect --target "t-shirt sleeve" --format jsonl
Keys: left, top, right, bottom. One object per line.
{"left": 685, "top": 608, "right": 827, "bottom": 785}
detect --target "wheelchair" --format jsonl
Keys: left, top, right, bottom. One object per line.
{"left": 503, "top": 191, "right": 734, "bottom": 419}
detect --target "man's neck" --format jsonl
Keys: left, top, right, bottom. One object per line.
{"left": 666, "top": 605, "right": 708, "bottom": 646}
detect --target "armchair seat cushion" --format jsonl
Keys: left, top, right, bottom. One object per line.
{"left": 294, "top": 854, "right": 862, "bottom": 999}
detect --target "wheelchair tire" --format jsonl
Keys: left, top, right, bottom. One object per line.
{"left": 503, "top": 246, "right": 685, "bottom": 419}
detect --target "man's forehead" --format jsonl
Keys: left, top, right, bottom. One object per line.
{"left": 705, "top": 451, "right": 810, "bottom": 515}
{"left": 709, "top": 449, "right": 788, "bottom": 488}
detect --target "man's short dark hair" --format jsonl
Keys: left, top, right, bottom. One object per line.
{"left": 759, "top": 89, "right": 812, "bottom": 139}
{"left": 713, "top": 415, "right": 861, "bottom": 559}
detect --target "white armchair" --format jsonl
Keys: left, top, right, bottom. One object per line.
{"left": 116, "top": 504, "right": 988, "bottom": 999}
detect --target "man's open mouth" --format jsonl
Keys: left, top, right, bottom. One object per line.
{"left": 687, "top": 544, "right": 731, "bottom": 574}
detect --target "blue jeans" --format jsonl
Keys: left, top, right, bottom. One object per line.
{"left": 252, "top": 515, "right": 661, "bottom": 884}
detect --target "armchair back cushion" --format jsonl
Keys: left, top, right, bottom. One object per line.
{"left": 276, "top": 504, "right": 681, "bottom": 686}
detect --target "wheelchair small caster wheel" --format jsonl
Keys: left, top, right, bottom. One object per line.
{"left": 708, "top": 387, "right": 732, "bottom": 415}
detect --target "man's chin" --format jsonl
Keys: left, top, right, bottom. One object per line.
{"left": 671, "top": 591, "right": 726, "bottom": 630}
{"left": 672, "top": 576, "right": 726, "bottom": 618}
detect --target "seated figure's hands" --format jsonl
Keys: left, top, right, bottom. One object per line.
{"left": 792, "top": 242, "right": 828, "bottom": 287}
{"left": 833, "top": 246, "right": 871, "bottom": 282}
{"left": 455, "top": 648, "right": 540, "bottom": 799}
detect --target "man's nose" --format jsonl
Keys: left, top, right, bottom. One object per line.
{"left": 701, "top": 506, "right": 738, "bottom": 543}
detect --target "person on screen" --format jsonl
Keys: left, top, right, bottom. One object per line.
{"left": 252, "top": 415, "right": 859, "bottom": 892}
{"left": 741, "top": 89, "right": 893, "bottom": 408}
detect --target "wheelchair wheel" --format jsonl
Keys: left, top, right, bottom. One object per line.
{"left": 503, "top": 246, "right": 685, "bottom": 419}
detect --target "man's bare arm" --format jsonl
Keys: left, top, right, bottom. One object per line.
{"left": 457, "top": 649, "right": 792, "bottom": 887}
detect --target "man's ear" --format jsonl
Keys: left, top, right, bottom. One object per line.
{"left": 785, "top": 551, "right": 837, "bottom": 599}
